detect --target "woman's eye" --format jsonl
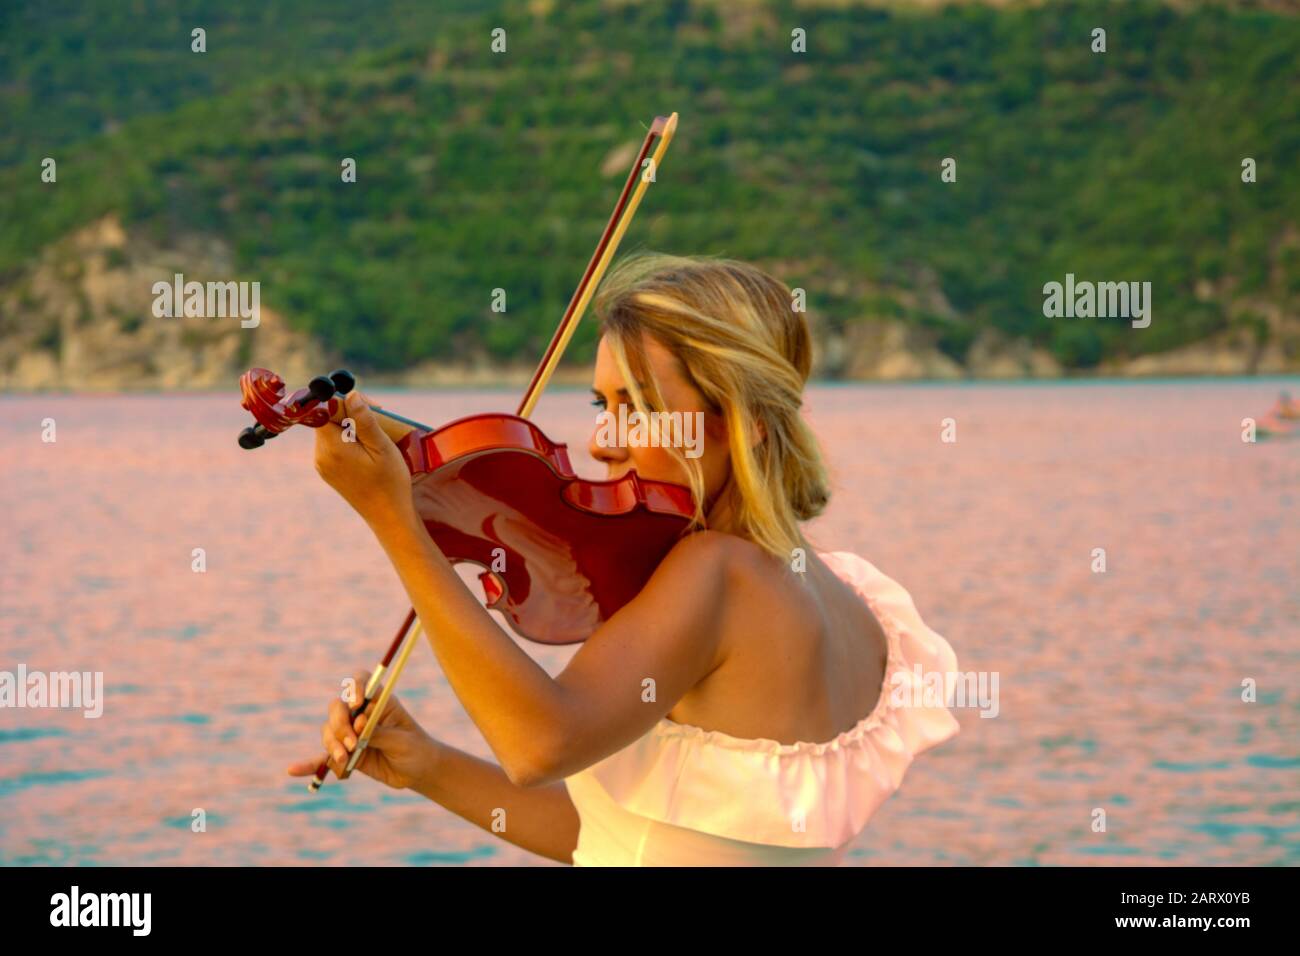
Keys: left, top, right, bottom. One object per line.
{"left": 591, "top": 399, "right": 607, "bottom": 411}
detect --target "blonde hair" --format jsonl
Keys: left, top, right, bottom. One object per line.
{"left": 594, "top": 253, "right": 830, "bottom": 560}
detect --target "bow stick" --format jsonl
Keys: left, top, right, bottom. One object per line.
{"left": 310, "top": 112, "right": 679, "bottom": 792}
{"left": 341, "top": 619, "right": 422, "bottom": 778}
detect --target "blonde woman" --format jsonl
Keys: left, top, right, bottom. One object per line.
{"left": 288, "top": 254, "right": 960, "bottom": 866}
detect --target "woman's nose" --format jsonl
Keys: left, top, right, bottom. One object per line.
{"left": 588, "top": 410, "right": 630, "bottom": 467}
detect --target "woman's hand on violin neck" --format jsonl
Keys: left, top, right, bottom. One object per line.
{"left": 286, "top": 670, "right": 436, "bottom": 792}
{"left": 314, "top": 390, "right": 417, "bottom": 530}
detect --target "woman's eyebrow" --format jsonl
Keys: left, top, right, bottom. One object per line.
{"left": 591, "top": 386, "right": 640, "bottom": 398}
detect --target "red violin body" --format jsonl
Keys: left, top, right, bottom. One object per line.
{"left": 397, "top": 414, "right": 693, "bottom": 644}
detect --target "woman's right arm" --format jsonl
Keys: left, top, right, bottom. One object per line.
{"left": 409, "top": 736, "right": 582, "bottom": 866}
{"left": 290, "top": 675, "right": 581, "bottom": 866}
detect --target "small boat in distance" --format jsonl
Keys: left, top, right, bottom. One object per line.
{"left": 1257, "top": 390, "right": 1300, "bottom": 439}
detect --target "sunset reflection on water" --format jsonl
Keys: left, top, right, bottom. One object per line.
{"left": 1, "top": 380, "right": 1297, "bottom": 865}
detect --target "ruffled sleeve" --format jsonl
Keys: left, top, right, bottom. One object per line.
{"left": 570, "top": 551, "right": 961, "bottom": 849}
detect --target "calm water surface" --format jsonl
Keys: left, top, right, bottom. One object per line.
{"left": 1, "top": 380, "right": 1297, "bottom": 865}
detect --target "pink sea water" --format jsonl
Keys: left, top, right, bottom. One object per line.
{"left": 1, "top": 380, "right": 1297, "bottom": 866}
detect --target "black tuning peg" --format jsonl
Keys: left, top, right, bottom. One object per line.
{"left": 239, "top": 424, "right": 266, "bottom": 450}
{"left": 305, "top": 375, "right": 336, "bottom": 404}
{"left": 329, "top": 369, "right": 356, "bottom": 395}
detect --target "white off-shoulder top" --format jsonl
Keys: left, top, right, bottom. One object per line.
{"left": 562, "top": 551, "right": 961, "bottom": 866}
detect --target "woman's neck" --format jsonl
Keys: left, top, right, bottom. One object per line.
{"left": 703, "top": 476, "right": 742, "bottom": 537}
{"left": 702, "top": 474, "right": 812, "bottom": 562}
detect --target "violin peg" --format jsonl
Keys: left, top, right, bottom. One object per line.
{"left": 238, "top": 425, "right": 265, "bottom": 450}
{"left": 329, "top": 369, "right": 356, "bottom": 395}
{"left": 307, "top": 375, "right": 336, "bottom": 403}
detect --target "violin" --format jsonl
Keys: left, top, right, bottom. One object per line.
{"left": 238, "top": 364, "right": 694, "bottom": 644}
{"left": 237, "top": 114, "right": 688, "bottom": 789}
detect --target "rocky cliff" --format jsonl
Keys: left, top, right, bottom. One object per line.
{"left": 1, "top": 215, "right": 1295, "bottom": 390}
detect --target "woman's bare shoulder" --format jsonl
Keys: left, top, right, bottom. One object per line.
{"left": 651, "top": 531, "right": 799, "bottom": 605}
{"left": 642, "top": 533, "right": 801, "bottom": 695}
{"left": 656, "top": 530, "right": 773, "bottom": 575}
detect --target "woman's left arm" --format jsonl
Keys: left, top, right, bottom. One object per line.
{"left": 314, "top": 393, "right": 574, "bottom": 787}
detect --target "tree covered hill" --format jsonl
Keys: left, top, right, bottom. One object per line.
{"left": 2, "top": 0, "right": 1297, "bottom": 380}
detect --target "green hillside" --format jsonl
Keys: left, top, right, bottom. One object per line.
{"left": 2, "top": 0, "right": 1297, "bottom": 373}
{"left": 0, "top": 0, "right": 504, "bottom": 167}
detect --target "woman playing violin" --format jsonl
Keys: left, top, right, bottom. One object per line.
{"left": 288, "top": 254, "right": 961, "bottom": 866}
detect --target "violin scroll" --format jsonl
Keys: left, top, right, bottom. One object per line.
{"left": 238, "top": 368, "right": 356, "bottom": 449}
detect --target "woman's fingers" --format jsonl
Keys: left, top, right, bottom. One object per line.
{"left": 340, "top": 670, "right": 377, "bottom": 747}
{"left": 289, "top": 667, "right": 416, "bottom": 784}
{"left": 324, "top": 388, "right": 374, "bottom": 425}
{"left": 318, "top": 724, "right": 348, "bottom": 778}
{"left": 352, "top": 710, "right": 400, "bottom": 755}
{"left": 351, "top": 693, "right": 398, "bottom": 739}
{"left": 324, "top": 698, "right": 352, "bottom": 764}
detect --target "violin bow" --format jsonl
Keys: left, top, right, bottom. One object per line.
{"left": 517, "top": 111, "right": 678, "bottom": 416}
{"left": 310, "top": 112, "right": 680, "bottom": 791}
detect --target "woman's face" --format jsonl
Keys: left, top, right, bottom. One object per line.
{"left": 588, "top": 333, "right": 731, "bottom": 505}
